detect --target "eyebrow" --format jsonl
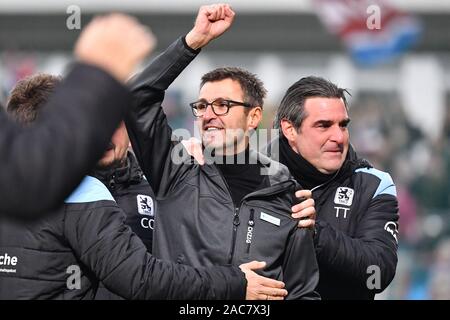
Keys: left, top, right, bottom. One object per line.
{"left": 196, "top": 97, "right": 233, "bottom": 102}
{"left": 341, "top": 118, "right": 351, "bottom": 126}
{"left": 313, "top": 118, "right": 351, "bottom": 127}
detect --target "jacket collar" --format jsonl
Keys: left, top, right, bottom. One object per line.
{"left": 91, "top": 151, "right": 144, "bottom": 189}
{"left": 247, "top": 148, "right": 294, "bottom": 187}
{"left": 202, "top": 147, "right": 295, "bottom": 190}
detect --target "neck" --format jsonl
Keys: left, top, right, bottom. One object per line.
{"left": 204, "top": 142, "right": 251, "bottom": 164}
{"left": 278, "top": 136, "right": 336, "bottom": 189}
{"left": 214, "top": 139, "right": 249, "bottom": 156}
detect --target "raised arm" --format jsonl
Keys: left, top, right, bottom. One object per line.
{"left": 125, "top": 4, "right": 235, "bottom": 195}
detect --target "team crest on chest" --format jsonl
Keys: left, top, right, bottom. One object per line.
{"left": 334, "top": 187, "right": 354, "bottom": 206}
{"left": 137, "top": 194, "right": 154, "bottom": 216}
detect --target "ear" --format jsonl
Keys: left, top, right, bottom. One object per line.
{"left": 247, "top": 107, "right": 262, "bottom": 130}
{"left": 280, "top": 119, "right": 298, "bottom": 142}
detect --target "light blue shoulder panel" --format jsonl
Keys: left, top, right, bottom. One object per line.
{"left": 65, "top": 176, "right": 115, "bottom": 203}
{"left": 355, "top": 167, "right": 397, "bottom": 199}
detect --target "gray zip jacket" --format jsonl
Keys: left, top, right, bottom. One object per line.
{"left": 125, "top": 37, "right": 320, "bottom": 300}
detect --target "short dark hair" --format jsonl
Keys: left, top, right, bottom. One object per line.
{"left": 274, "top": 76, "right": 350, "bottom": 131}
{"left": 7, "top": 73, "right": 61, "bottom": 125}
{"left": 200, "top": 67, "right": 267, "bottom": 109}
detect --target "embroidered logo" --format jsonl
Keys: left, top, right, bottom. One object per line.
{"left": 334, "top": 187, "right": 354, "bottom": 206}
{"left": 137, "top": 194, "right": 154, "bottom": 216}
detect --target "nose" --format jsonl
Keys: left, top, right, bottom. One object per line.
{"left": 202, "top": 104, "right": 217, "bottom": 121}
{"left": 330, "top": 125, "right": 345, "bottom": 144}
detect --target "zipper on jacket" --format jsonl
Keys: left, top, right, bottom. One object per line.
{"left": 215, "top": 164, "right": 295, "bottom": 263}
{"left": 105, "top": 173, "right": 116, "bottom": 190}
{"left": 228, "top": 207, "right": 240, "bottom": 264}
{"left": 246, "top": 209, "right": 255, "bottom": 254}
{"left": 213, "top": 165, "right": 241, "bottom": 264}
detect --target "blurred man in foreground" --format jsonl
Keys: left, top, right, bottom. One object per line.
{"left": 0, "top": 14, "right": 153, "bottom": 218}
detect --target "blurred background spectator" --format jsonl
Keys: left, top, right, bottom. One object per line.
{"left": 1, "top": 0, "right": 449, "bottom": 299}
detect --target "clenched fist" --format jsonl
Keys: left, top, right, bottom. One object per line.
{"left": 185, "top": 3, "right": 235, "bottom": 50}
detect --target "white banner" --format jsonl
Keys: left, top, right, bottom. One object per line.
{"left": 0, "top": 0, "right": 449, "bottom": 13}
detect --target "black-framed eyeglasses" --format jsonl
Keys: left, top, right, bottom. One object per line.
{"left": 189, "top": 98, "right": 252, "bottom": 117}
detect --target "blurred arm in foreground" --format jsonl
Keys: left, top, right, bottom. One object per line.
{"left": 0, "top": 14, "right": 154, "bottom": 218}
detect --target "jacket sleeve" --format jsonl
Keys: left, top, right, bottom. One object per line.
{"left": 0, "top": 63, "right": 129, "bottom": 217}
{"left": 282, "top": 228, "right": 321, "bottom": 300}
{"left": 63, "top": 201, "right": 247, "bottom": 300}
{"left": 125, "top": 37, "right": 199, "bottom": 196}
{"left": 314, "top": 193, "right": 399, "bottom": 293}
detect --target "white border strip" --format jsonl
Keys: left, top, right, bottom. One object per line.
{"left": 0, "top": 0, "right": 449, "bottom": 14}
